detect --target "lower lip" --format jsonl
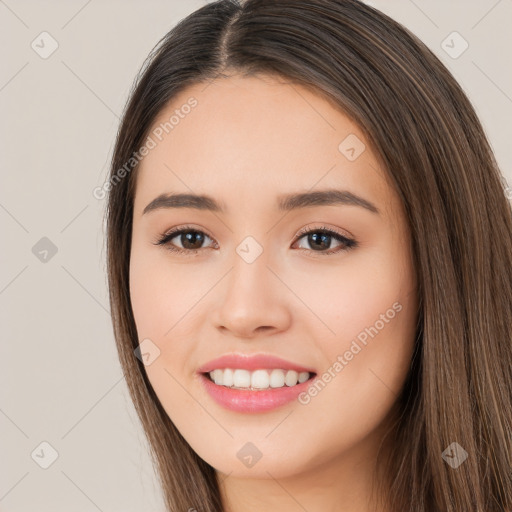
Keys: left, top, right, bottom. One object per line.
{"left": 199, "top": 373, "right": 315, "bottom": 413}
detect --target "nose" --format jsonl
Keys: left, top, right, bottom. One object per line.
{"left": 212, "top": 251, "right": 292, "bottom": 339}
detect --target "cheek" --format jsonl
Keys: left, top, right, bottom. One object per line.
{"left": 282, "top": 270, "right": 416, "bottom": 472}
{"left": 286, "top": 241, "right": 414, "bottom": 347}
{"left": 129, "top": 242, "right": 209, "bottom": 339}
{"left": 129, "top": 243, "right": 214, "bottom": 395}
{"left": 129, "top": 247, "right": 205, "bottom": 425}
{"left": 292, "top": 240, "right": 417, "bottom": 410}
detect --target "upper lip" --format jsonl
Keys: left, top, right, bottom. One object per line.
{"left": 198, "top": 353, "right": 316, "bottom": 374}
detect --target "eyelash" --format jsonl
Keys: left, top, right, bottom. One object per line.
{"left": 153, "top": 224, "right": 358, "bottom": 257}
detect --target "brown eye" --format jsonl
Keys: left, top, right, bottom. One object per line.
{"left": 173, "top": 230, "right": 207, "bottom": 250}
{"left": 154, "top": 226, "right": 216, "bottom": 255}
{"left": 293, "top": 226, "right": 357, "bottom": 256}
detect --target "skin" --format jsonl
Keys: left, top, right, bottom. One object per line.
{"left": 129, "top": 73, "right": 419, "bottom": 512}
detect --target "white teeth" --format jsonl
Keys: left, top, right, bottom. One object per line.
{"left": 270, "top": 369, "right": 285, "bottom": 388}
{"left": 207, "top": 368, "right": 312, "bottom": 390}
{"left": 251, "top": 369, "right": 269, "bottom": 389}
{"left": 285, "top": 370, "right": 298, "bottom": 386}
{"left": 298, "top": 371, "right": 309, "bottom": 383}
{"left": 222, "top": 368, "right": 234, "bottom": 387}
{"left": 212, "top": 369, "right": 223, "bottom": 385}
{"left": 233, "top": 369, "right": 251, "bottom": 388}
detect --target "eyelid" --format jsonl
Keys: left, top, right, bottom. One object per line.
{"left": 153, "top": 224, "right": 217, "bottom": 248}
{"left": 294, "top": 223, "right": 354, "bottom": 240}
{"left": 153, "top": 223, "right": 357, "bottom": 256}
{"left": 156, "top": 223, "right": 351, "bottom": 243}
{"left": 292, "top": 224, "right": 357, "bottom": 255}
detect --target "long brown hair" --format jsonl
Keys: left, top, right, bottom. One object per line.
{"left": 105, "top": 1, "right": 512, "bottom": 510}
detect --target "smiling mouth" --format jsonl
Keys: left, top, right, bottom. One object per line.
{"left": 202, "top": 368, "right": 317, "bottom": 391}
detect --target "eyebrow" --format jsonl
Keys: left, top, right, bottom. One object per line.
{"left": 142, "top": 189, "right": 379, "bottom": 216}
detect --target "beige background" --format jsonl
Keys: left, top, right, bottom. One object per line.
{"left": 1, "top": 0, "right": 511, "bottom": 510}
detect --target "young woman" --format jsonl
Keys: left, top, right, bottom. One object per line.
{"left": 105, "top": 1, "right": 512, "bottom": 510}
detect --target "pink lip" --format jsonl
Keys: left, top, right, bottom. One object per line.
{"left": 197, "top": 353, "right": 317, "bottom": 413}
{"left": 198, "top": 373, "right": 316, "bottom": 413}
{"left": 197, "top": 353, "right": 316, "bottom": 374}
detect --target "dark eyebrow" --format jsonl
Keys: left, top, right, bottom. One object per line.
{"left": 277, "top": 189, "right": 379, "bottom": 214}
{"left": 142, "top": 189, "right": 379, "bottom": 215}
{"left": 143, "top": 193, "right": 225, "bottom": 215}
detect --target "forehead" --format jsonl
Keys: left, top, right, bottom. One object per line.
{"left": 133, "top": 74, "right": 396, "bottom": 219}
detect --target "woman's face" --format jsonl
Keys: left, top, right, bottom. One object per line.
{"left": 129, "top": 74, "right": 418, "bottom": 481}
